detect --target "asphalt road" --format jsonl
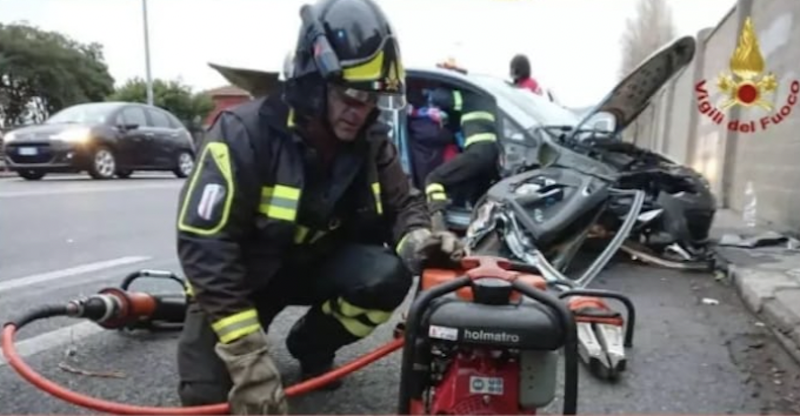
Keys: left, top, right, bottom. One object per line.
{"left": 1, "top": 172, "right": 800, "bottom": 415}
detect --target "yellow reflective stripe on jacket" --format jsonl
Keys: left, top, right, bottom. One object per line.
{"left": 259, "top": 185, "right": 301, "bottom": 221}
{"left": 461, "top": 111, "right": 495, "bottom": 124}
{"left": 212, "top": 309, "right": 261, "bottom": 344}
{"left": 425, "top": 183, "right": 447, "bottom": 201}
{"left": 464, "top": 132, "right": 497, "bottom": 148}
{"left": 452, "top": 91, "right": 463, "bottom": 111}
{"left": 177, "top": 142, "right": 234, "bottom": 236}
{"left": 322, "top": 297, "right": 392, "bottom": 338}
{"left": 371, "top": 182, "right": 383, "bottom": 215}
{"left": 185, "top": 281, "right": 195, "bottom": 297}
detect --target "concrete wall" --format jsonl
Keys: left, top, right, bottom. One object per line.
{"left": 633, "top": 0, "right": 800, "bottom": 233}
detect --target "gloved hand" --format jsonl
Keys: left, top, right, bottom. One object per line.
{"left": 215, "top": 330, "right": 289, "bottom": 415}
{"left": 398, "top": 228, "right": 465, "bottom": 274}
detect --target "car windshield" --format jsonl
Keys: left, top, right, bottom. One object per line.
{"left": 45, "top": 103, "right": 119, "bottom": 125}
{"left": 467, "top": 74, "right": 582, "bottom": 129}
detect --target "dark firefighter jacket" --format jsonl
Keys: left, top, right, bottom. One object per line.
{"left": 176, "top": 95, "right": 430, "bottom": 344}
{"left": 423, "top": 88, "right": 500, "bottom": 205}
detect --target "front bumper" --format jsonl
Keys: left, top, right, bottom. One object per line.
{"left": 3, "top": 141, "right": 93, "bottom": 172}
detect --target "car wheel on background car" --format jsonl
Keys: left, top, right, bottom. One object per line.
{"left": 116, "top": 169, "right": 133, "bottom": 179}
{"left": 88, "top": 146, "right": 117, "bottom": 180}
{"left": 173, "top": 151, "right": 194, "bottom": 178}
{"left": 17, "top": 169, "right": 46, "bottom": 181}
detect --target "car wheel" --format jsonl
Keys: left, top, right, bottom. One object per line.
{"left": 116, "top": 169, "right": 133, "bottom": 179}
{"left": 88, "top": 146, "right": 117, "bottom": 180}
{"left": 17, "top": 169, "right": 46, "bottom": 180}
{"left": 173, "top": 151, "right": 194, "bottom": 178}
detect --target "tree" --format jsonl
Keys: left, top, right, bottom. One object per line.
{"left": 109, "top": 78, "right": 214, "bottom": 128}
{"left": 618, "top": 0, "right": 677, "bottom": 143}
{"left": 0, "top": 22, "right": 115, "bottom": 126}
{"left": 619, "top": 0, "right": 677, "bottom": 78}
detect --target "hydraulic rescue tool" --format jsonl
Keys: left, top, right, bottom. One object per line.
{"left": 2, "top": 255, "right": 635, "bottom": 415}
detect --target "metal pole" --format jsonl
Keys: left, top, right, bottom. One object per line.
{"left": 142, "top": 0, "right": 154, "bottom": 106}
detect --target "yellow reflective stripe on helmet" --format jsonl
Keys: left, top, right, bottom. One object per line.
{"left": 259, "top": 185, "right": 301, "bottom": 221}
{"left": 177, "top": 142, "right": 234, "bottom": 236}
{"left": 461, "top": 111, "right": 495, "bottom": 124}
{"left": 452, "top": 91, "right": 463, "bottom": 111}
{"left": 371, "top": 182, "right": 383, "bottom": 215}
{"left": 212, "top": 309, "right": 261, "bottom": 344}
{"left": 343, "top": 51, "right": 385, "bottom": 81}
{"left": 464, "top": 132, "right": 497, "bottom": 148}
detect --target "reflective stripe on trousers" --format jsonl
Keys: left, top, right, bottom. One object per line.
{"left": 321, "top": 297, "right": 393, "bottom": 337}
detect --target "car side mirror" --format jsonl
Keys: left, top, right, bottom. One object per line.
{"left": 536, "top": 140, "right": 560, "bottom": 168}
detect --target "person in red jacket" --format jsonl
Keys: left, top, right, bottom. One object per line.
{"left": 510, "top": 54, "right": 543, "bottom": 95}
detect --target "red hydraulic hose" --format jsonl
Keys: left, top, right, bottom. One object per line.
{"left": 2, "top": 324, "right": 404, "bottom": 415}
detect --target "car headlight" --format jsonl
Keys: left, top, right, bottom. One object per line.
{"left": 2, "top": 131, "right": 17, "bottom": 144}
{"left": 53, "top": 127, "right": 92, "bottom": 143}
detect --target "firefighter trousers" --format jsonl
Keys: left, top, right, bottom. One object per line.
{"left": 176, "top": 243, "right": 412, "bottom": 406}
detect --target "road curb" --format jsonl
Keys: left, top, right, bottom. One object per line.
{"left": 715, "top": 252, "right": 800, "bottom": 364}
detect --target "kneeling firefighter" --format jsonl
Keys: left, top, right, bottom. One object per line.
{"left": 423, "top": 87, "right": 501, "bottom": 222}
{"left": 174, "top": 0, "right": 464, "bottom": 413}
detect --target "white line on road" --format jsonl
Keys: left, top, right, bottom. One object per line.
{"left": 0, "top": 322, "right": 104, "bottom": 367}
{"left": 0, "top": 182, "right": 183, "bottom": 198}
{"left": 0, "top": 256, "right": 151, "bottom": 294}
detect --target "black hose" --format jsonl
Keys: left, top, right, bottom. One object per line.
{"left": 5, "top": 305, "right": 71, "bottom": 329}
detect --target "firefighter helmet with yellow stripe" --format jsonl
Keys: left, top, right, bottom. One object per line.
{"left": 286, "top": 0, "right": 406, "bottom": 113}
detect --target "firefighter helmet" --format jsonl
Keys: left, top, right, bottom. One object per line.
{"left": 285, "top": 0, "right": 405, "bottom": 115}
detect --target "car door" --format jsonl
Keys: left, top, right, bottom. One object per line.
{"left": 145, "top": 107, "right": 182, "bottom": 167}
{"left": 116, "top": 106, "right": 151, "bottom": 167}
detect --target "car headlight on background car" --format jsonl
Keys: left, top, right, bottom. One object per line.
{"left": 52, "top": 127, "right": 92, "bottom": 143}
{"left": 2, "top": 131, "right": 17, "bottom": 143}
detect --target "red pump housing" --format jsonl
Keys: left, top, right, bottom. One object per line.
{"left": 429, "top": 351, "right": 529, "bottom": 415}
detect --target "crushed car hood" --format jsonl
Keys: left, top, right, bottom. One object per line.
{"left": 573, "top": 36, "right": 696, "bottom": 137}
{"left": 207, "top": 63, "right": 282, "bottom": 97}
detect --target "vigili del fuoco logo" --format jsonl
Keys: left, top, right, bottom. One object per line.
{"left": 694, "top": 16, "right": 799, "bottom": 133}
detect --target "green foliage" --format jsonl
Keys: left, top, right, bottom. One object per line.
{"left": 0, "top": 22, "right": 115, "bottom": 126}
{"left": 110, "top": 77, "right": 214, "bottom": 128}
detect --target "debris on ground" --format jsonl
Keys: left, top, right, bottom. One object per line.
{"left": 718, "top": 231, "right": 800, "bottom": 249}
{"left": 57, "top": 362, "right": 126, "bottom": 379}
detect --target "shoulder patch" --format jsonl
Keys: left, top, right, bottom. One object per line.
{"left": 178, "top": 142, "right": 234, "bottom": 235}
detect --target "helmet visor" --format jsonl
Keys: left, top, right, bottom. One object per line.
{"left": 331, "top": 82, "right": 406, "bottom": 111}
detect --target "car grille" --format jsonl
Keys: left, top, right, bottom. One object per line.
{"left": 5, "top": 142, "right": 55, "bottom": 164}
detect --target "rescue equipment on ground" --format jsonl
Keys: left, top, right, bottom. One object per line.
{"left": 2, "top": 257, "right": 636, "bottom": 415}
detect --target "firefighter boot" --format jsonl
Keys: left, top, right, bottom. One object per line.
{"left": 286, "top": 305, "right": 360, "bottom": 390}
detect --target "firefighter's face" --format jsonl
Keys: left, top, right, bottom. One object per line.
{"left": 327, "top": 84, "right": 376, "bottom": 141}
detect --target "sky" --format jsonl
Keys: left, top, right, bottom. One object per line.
{"left": 0, "top": 0, "right": 737, "bottom": 108}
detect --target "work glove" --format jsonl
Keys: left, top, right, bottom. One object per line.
{"left": 398, "top": 228, "right": 465, "bottom": 275}
{"left": 214, "top": 330, "right": 289, "bottom": 415}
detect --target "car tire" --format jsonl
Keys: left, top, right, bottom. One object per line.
{"left": 17, "top": 169, "right": 46, "bottom": 180}
{"left": 88, "top": 146, "right": 117, "bottom": 180}
{"left": 173, "top": 151, "right": 194, "bottom": 178}
{"left": 116, "top": 169, "right": 133, "bottom": 179}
